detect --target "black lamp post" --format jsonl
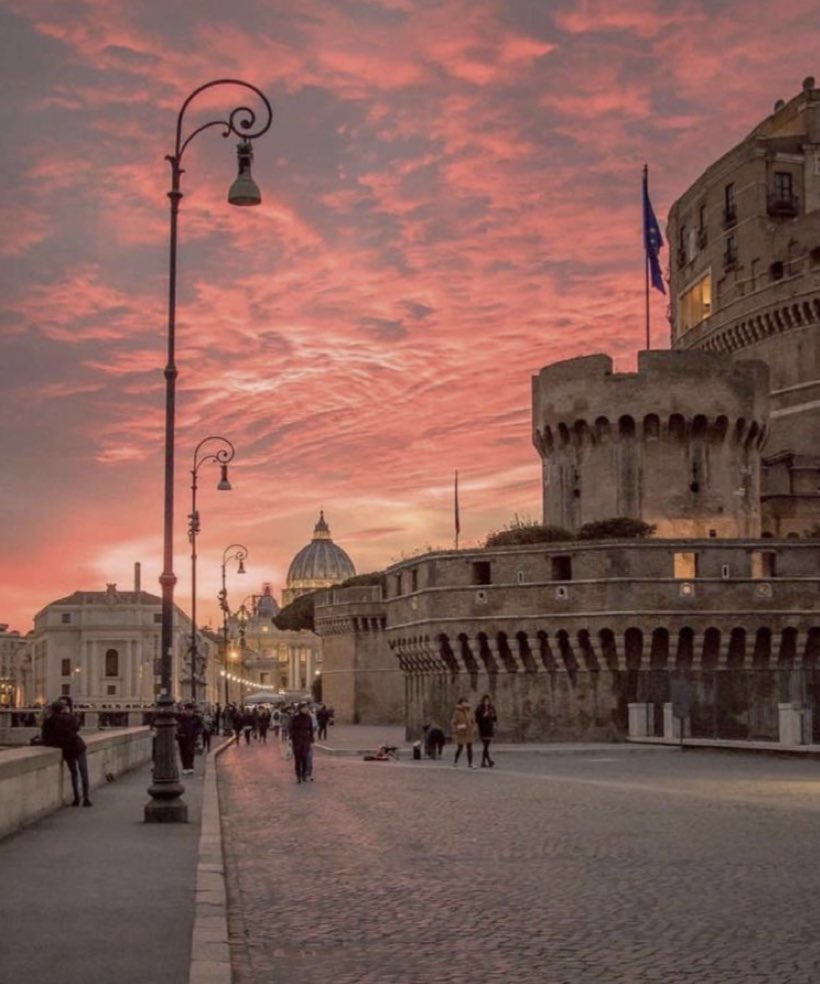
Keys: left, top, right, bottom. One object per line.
{"left": 145, "top": 81, "right": 271, "bottom": 824}
{"left": 219, "top": 544, "right": 248, "bottom": 711}
{"left": 188, "top": 436, "right": 235, "bottom": 705}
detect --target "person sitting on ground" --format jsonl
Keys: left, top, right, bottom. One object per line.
{"left": 423, "top": 723, "right": 446, "bottom": 760}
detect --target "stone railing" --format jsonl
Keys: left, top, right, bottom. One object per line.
{"left": 0, "top": 708, "right": 153, "bottom": 745}
{"left": 0, "top": 727, "right": 152, "bottom": 841}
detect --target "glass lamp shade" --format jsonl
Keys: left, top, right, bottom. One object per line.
{"left": 228, "top": 139, "right": 262, "bottom": 206}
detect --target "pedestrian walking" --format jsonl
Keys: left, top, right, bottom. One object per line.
{"left": 316, "top": 704, "right": 330, "bottom": 740}
{"left": 42, "top": 698, "right": 92, "bottom": 806}
{"left": 257, "top": 707, "right": 271, "bottom": 744}
{"left": 241, "top": 707, "right": 254, "bottom": 745}
{"left": 280, "top": 706, "right": 292, "bottom": 742}
{"left": 201, "top": 709, "right": 214, "bottom": 753}
{"left": 451, "top": 696, "right": 476, "bottom": 767}
{"left": 231, "top": 705, "right": 243, "bottom": 743}
{"left": 290, "top": 702, "right": 314, "bottom": 783}
{"left": 176, "top": 702, "right": 202, "bottom": 774}
{"left": 475, "top": 694, "right": 497, "bottom": 767}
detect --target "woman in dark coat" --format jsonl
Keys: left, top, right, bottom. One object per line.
{"left": 475, "top": 694, "right": 498, "bottom": 768}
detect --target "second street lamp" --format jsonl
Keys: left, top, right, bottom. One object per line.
{"left": 145, "top": 80, "right": 272, "bottom": 825}
{"left": 220, "top": 544, "right": 248, "bottom": 712}
{"left": 188, "top": 436, "right": 235, "bottom": 705}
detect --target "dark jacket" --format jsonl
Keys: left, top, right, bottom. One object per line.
{"left": 290, "top": 712, "right": 314, "bottom": 749}
{"left": 475, "top": 703, "right": 497, "bottom": 739}
{"left": 176, "top": 709, "right": 203, "bottom": 743}
{"left": 48, "top": 712, "right": 86, "bottom": 759}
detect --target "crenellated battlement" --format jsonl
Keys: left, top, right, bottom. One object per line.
{"left": 532, "top": 350, "right": 769, "bottom": 537}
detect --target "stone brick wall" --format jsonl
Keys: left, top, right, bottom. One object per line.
{"left": 314, "top": 587, "right": 403, "bottom": 725}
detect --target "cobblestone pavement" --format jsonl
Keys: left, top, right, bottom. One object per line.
{"left": 218, "top": 741, "right": 820, "bottom": 984}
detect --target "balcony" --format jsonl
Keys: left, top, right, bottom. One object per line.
{"left": 766, "top": 189, "right": 799, "bottom": 218}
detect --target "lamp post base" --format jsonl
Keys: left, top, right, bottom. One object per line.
{"left": 144, "top": 693, "right": 188, "bottom": 823}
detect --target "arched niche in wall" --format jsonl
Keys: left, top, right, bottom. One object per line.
{"left": 643, "top": 414, "right": 660, "bottom": 441}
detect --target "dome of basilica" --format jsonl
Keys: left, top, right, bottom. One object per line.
{"left": 283, "top": 511, "right": 356, "bottom": 605}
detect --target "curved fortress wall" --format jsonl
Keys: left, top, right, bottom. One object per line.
{"left": 384, "top": 541, "right": 820, "bottom": 742}
{"left": 532, "top": 350, "right": 769, "bottom": 538}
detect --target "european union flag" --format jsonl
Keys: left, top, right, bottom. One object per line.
{"left": 642, "top": 169, "right": 665, "bottom": 294}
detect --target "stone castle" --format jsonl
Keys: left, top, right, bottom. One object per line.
{"left": 315, "top": 80, "right": 820, "bottom": 744}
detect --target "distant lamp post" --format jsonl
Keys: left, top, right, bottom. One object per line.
{"left": 220, "top": 544, "right": 248, "bottom": 709}
{"left": 188, "top": 436, "right": 235, "bottom": 705}
{"left": 146, "top": 80, "right": 272, "bottom": 826}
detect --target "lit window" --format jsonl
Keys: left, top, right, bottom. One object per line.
{"left": 674, "top": 553, "right": 697, "bottom": 578}
{"left": 678, "top": 272, "right": 712, "bottom": 336}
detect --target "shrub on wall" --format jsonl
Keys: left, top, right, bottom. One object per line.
{"left": 338, "top": 571, "right": 386, "bottom": 589}
{"left": 576, "top": 517, "right": 656, "bottom": 540}
{"left": 274, "top": 592, "right": 316, "bottom": 632}
{"left": 485, "top": 519, "right": 575, "bottom": 547}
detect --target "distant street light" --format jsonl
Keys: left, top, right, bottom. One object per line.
{"left": 220, "top": 544, "right": 248, "bottom": 709}
{"left": 146, "top": 80, "right": 272, "bottom": 825}
{"left": 188, "top": 436, "right": 235, "bottom": 705}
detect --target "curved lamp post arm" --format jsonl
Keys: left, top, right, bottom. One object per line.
{"left": 193, "top": 435, "right": 236, "bottom": 474}
{"left": 171, "top": 79, "right": 273, "bottom": 166}
{"left": 221, "top": 543, "right": 249, "bottom": 568}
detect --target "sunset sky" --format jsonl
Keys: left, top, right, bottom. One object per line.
{"left": 1, "top": 0, "right": 817, "bottom": 634}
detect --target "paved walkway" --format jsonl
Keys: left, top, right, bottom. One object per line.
{"left": 3, "top": 728, "right": 820, "bottom": 984}
{"left": 219, "top": 734, "right": 820, "bottom": 984}
{"left": 0, "top": 749, "right": 207, "bottom": 984}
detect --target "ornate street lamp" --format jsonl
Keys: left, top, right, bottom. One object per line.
{"left": 188, "top": 436, "right": 235, "bottom": 705}
{"left": 220, "top": 544, "right": 248, "bottom": 711}
{"left": 146, "top": 81, "right": 272, "bottom": 825}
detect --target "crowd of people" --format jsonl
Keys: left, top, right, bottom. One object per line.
{"left": 165, "top": 700, "right": 336, "bottom": 783}
{"left": 38, "top": 690, "right": 499, "bottom": 806}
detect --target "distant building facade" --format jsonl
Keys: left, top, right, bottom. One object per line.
{"left": 667, "top": 76, "right": 820, "bottom": 535}
{"left": 0, "top": 624, "right": 26, "bottom": 707}
{"left": 19, "top": 572, "right": 216, "bottom": 708}
{"left": 228, "top": 583, "right": 321, "bottom": 697}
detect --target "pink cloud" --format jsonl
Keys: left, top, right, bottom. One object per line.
{"left": 1, "top": 0, "right": 815, "bottom": 634}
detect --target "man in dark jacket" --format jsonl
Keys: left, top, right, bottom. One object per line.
{"left": 176, "top": 702, "right": 203, "bottom": 775}
{"left": 290, "top": 702, "right": 314, "bottom": 783}
{"left": 43, "top": 699, "right": 92, "bottom": 806}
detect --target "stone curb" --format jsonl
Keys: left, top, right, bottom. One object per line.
{"left": 188, "top": 736, "right": 235, "bottom": 984}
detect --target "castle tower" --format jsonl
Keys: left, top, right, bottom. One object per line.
{"left": 532, "top": 350, "right": 769, "bottom": 538}
{"left": 667, "top": 77, "right": 820, "bottom": 534}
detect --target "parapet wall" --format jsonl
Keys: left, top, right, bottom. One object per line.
{"left": 532, "top": 350, "right": 769, "bottom": 536}
{"left": 0, "top": 727, "right": 152, "bottom": 840}
{"left": 385, "top": 540, "right": 820, "bottom": 740}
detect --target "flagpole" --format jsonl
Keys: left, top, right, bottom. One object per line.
{"left": 643, "top": 164, "right": 651, "bottom": 350}
{"left": 454, "top": 471, "right": 459, "bottom": 550}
